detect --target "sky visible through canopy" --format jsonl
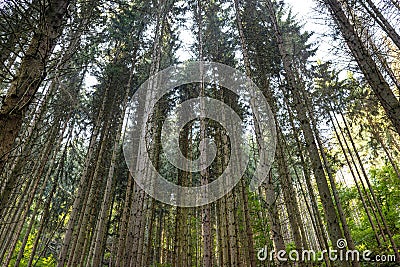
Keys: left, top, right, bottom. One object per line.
{"left": 176, "top": 0, "right": 334, "bottom": 63}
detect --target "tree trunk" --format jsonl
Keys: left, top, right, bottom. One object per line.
{"left": 0, "top": 0, "right": 71, "bottom": 170}
{"left": 325, "top": 0, "right": 400, "bottom": 135}
{"left": 265, "top": 0, "right": 344, "bottom": 253}
{"left": 361, "top": 0, "right": 400, "bottom": 50}
{"left": 339, "top": 109, "right": 400, "bottom": 261}
{"left": 264, "top": 173, "right": 288, "bottom": 267}
{"left": 58, "top": 84, "right": 110, "bottom": 267}
{"left": 329, "top": 111, "right": 382, "bottom": 246}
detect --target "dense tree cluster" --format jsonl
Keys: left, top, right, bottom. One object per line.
{"left": 0, "top": 0, "right": 399, "bottom": 266}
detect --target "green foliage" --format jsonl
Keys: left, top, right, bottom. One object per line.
{"left": 339, "top": 163, "right": 400, "bottom": 255}
{"left": 9, "top": 230, "right": 56, "bottom": 267}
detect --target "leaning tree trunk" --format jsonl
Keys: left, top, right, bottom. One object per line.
{"left": 329, "top": 111, "right": 382, "bottom": 246}
{"left": 325, "top": 0, "right": 400, "bottom": 135}
{"left": 0, "top": 0, "right": 71, "bottom": 171}
{"left": 367, "top": 117, "right": 400, "bottom": 179}
{"left": 276, "top": 132, "right": 304, "bottom": 252}
{"left": 89, "top": 56, "right": 136, "bottom": 266}
{"left": 265, "top": 0, "right": 345, "bottom": 252}
{"left": 285, "top": 100, "right": 332, "bottom": 267}
{"left": 338, "top": 109, "right": 400, "bottom": 261}
{"left": 57, "top": 81, "right": 110, "bottom": 267}
{"left": 360, "top": 0, "right": 400, "bottom": 50}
